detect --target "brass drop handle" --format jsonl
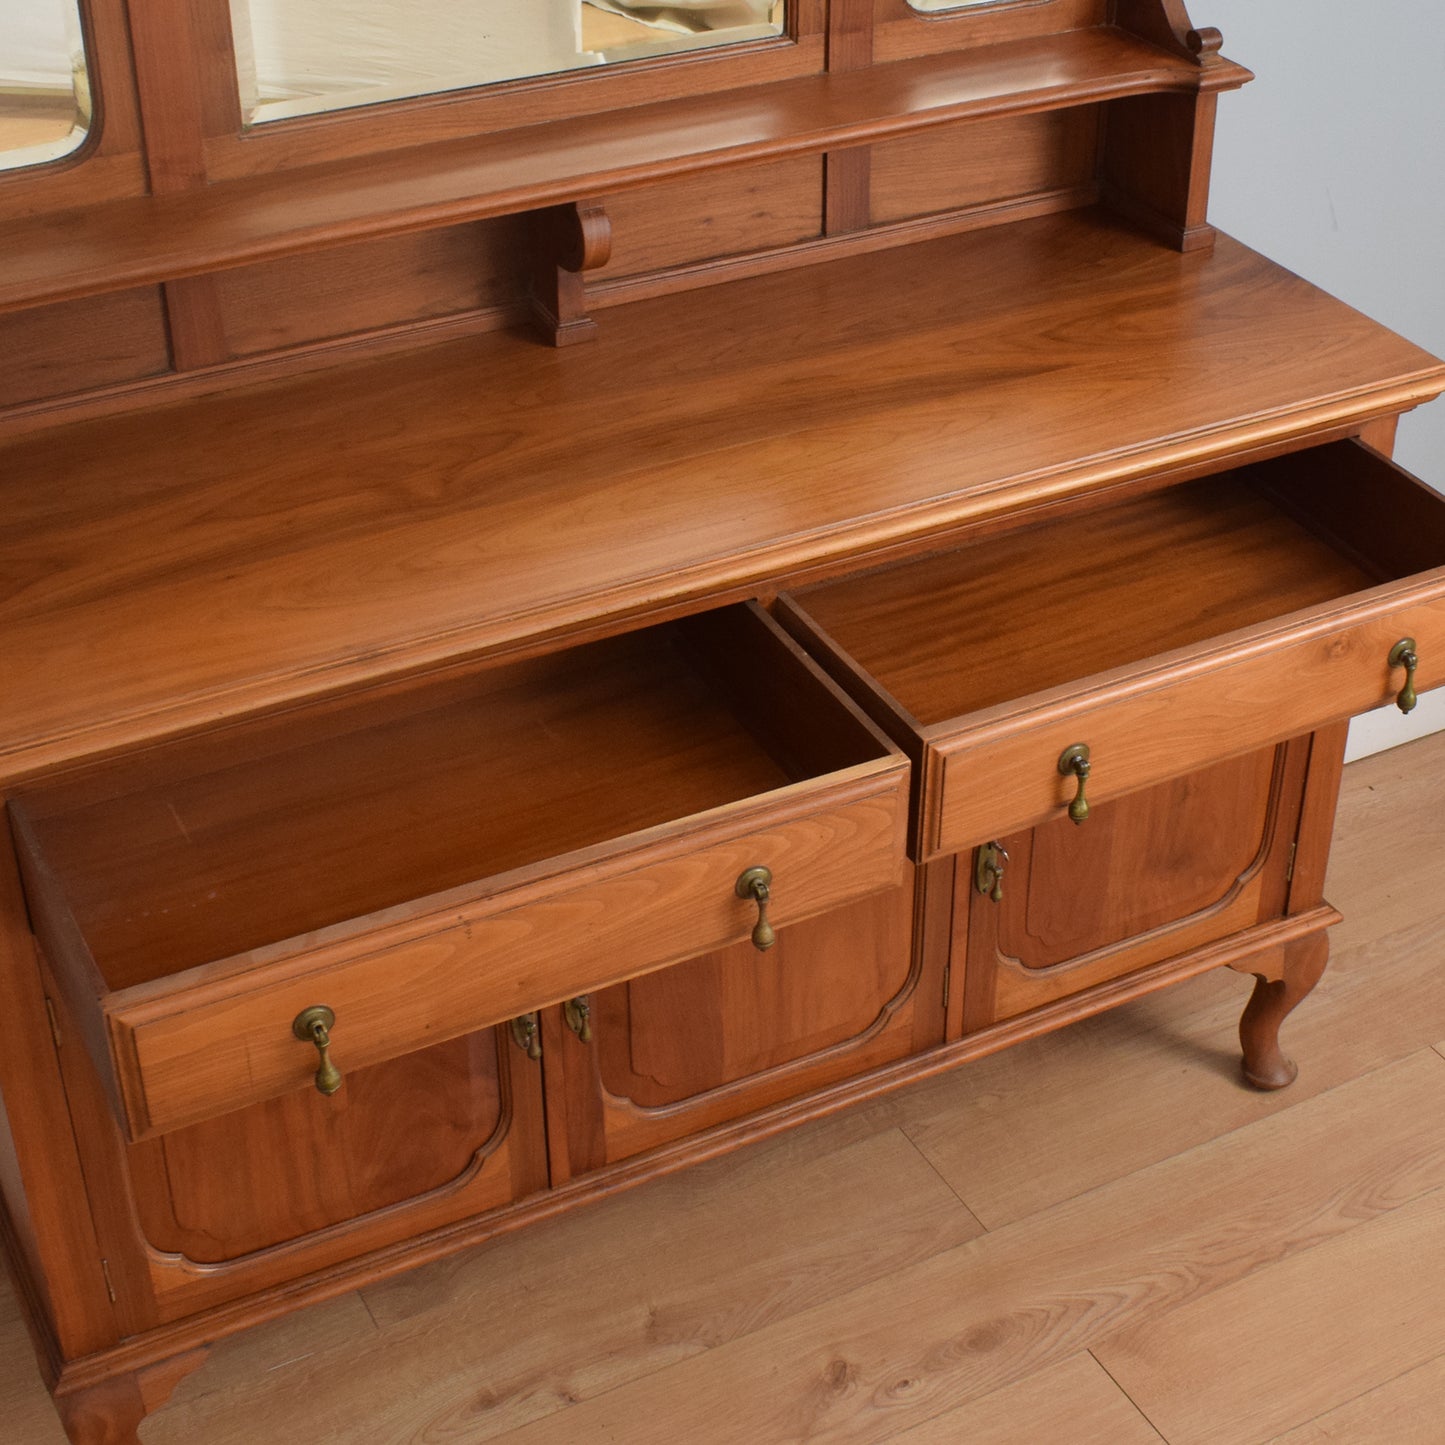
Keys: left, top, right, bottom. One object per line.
{"left": 735, "top": 865, "right": 776, "bottom": 951}
{"left": 292, "top": 1005, "right": 343, "bottom": 1097}
{"left": 975, "top": 842, "right": 1008, "bottom": 903}
{"left": 1389, "top": 638, "right": 1419, "bottom": 714}
{"left": 509, "top": 1011, "right": 542, "bottom": 1061}
{"left": 564, "top": 995, "right": 593, "bottom": 1044}
{"left": 1058, "top": 743, "right": 1092, "bottom": 825}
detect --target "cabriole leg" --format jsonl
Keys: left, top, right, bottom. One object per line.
{"left": 54, "top": 1348, "right": 209, "bottom": 1445}
{"left": 1237, "top": 933, "right": 1329, "bottom": 1091}
{"left": 55, "top": 1375, "right": 148, "bottom": 1445}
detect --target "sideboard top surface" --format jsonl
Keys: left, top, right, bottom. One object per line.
{"left": 4, "top": 207, "right": 1443, "bottom": 786}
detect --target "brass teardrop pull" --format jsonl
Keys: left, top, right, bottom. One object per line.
{"left": 735, "top": 865, "right": 776, "bottom": 951}
{"left": 564, "top": 995, "right": 593, "bottom": 1044}
{"left": 292, "top": 1005, "right": 343, "bottom": 1097}
{"left": 1058, "top": 743, "right": 1092, "bottom": 825}
{"left": 975, "top": 842, "right": 1008, "bottom": 903}
{"left": 509, "top": 1011, "right": 542, "bottom": 1061}
{"left": 1389, "top": 638, "right": 1419, "bottom": 714}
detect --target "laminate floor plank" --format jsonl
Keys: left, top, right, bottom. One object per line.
{"left": 486, "top": 1050, "right": 1445, "bottom": 1445}
{"left": 887, "top": 1353, "right": 1165, "bottom": 1443}
{"left": 0, "top": 1265, "right": 68, "bottom": 1445}
{"left": 160, "top": 1291, "right": 379, "bottom": 1407}
{"left": 1266, "top": 1351, "right": 1445, "bottom": 1443}
{"left": 1094, "top": 1186, "right": 1445, "bottom": 1444}
{"left": 143, "top": 1127, "right": 980, "bottom": 1443}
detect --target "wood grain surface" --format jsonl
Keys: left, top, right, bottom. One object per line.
{"left": 6, "top": 732, "right": 1443, "bottom": 1442}
{"left": 15, "top": 604, "right": 906, "bottom": 1139}
{"left": 959, "top": 741, "right": 1305, "bottom": 1028}
{"left": 781, "top": 443, "right": 1445, "bottom": 853}
{"left": 2, "top": 212, "right": 1443, "bottom": 786}
{"left": 0, "top": 31, "right": 1243, "bottom": 314}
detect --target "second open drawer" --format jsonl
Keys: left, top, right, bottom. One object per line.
{"left": 776, "top": 440, "right": 1445, "bottom": 860}
{"left": 10, "top": 603, "right": 908, "bottom": 1141}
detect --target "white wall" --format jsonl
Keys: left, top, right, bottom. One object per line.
{"left": 1204, "top": 0, "right": 1445, "bottom": 760}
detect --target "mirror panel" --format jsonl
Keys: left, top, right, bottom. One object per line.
{"left": 0, "top": 0, "right": 90, "bottom": 172}
{"left": 906, "top": 1, "right": 1007, "bottom": 10}
{"left": 232, "top": 1, "right": 788, "bottom": 126}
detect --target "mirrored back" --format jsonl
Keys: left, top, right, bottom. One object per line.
{"left": 906, "top": 0, "right": 1007, "bottom": 11}
{"left": 232, "top": 1, "right": 788, "bottom": 126}
{"left": 0, "top": 0, "right": 90, "bottom": 172}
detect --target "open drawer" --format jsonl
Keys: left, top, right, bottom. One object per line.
{"left": 776, "top": 440, "right": 1445, "bottom": 860}
{"left": 10, "top": 603, "right": 908, "bottom": 1141}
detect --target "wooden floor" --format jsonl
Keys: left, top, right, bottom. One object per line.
{"left": 6, "top": 731, "right": 1445, "bottom": 1443}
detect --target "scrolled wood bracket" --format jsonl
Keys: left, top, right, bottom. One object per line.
{"left": 1114, "top": 0, "right": 1223, "bottom": 68}
{"left": 527, "top": 199, "right": 613, "bottom": 348}
{"left": 1187, "top": 27, "right": 1224, "bottom": 61}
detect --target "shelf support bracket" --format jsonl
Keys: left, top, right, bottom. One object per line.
{"left": 527, "top": 199, "right": 612, "bottom": 348}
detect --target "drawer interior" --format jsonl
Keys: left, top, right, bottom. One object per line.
{"left": 14, "top": 605, "right": 890, "bottom": 993}
{"left": 782, "top": 442, "right": 1444, "bottom": 729}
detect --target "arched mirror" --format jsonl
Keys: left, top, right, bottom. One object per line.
{"left": 0, "top": 0, "right": 91, "bottom": 172}
{"left": 906, "top": 0, "right": 1006, "bottom": 10}
{"left": 231, "top": 1, "right": 787, "bottom": 126}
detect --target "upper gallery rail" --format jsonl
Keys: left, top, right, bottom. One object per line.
{"left": 0, "top": 28, "right": 1248, "bottom": 315}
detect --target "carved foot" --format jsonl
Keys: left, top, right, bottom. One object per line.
{"left": 54, "top": 1348, "right": 208, "bottom": 1445}
{"left": 55, "top": 1375, "right": 148, "bottom": 1445}
{"left": 1237, "top": 934, "right": 1329, "bottom": 1091}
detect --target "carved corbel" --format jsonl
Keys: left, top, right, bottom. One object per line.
{"left": 1113, "top": 0, "right": 1220, "bottom": 66}
{"left": 527, "top": 200, "right": 613, "bottom": 347}
{"left": 1186, "top": 26, "right": 1225, "bottom": 64}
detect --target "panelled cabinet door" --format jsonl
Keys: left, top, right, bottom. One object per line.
{"left": 544, "top": 877, "right": 942, "bottom": 1176}
{"left": 956, "top": 740, "right": 1310, "bottom": 1033}
{"left": 52, "top": 1008, "right": 549, "bottom": 1328}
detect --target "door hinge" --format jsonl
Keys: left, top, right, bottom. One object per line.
{"left": 101, "top": 1259, "right": 117, "bottom": 1304}
{"left": 1285, "top": 841, "right": 1298, "bottom": 884}
{"left": 43, "top": 995, "right": 62, "bottom": 1051}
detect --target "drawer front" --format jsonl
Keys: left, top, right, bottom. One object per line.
{"left": 778, "top": 440, "right": 1445, "bottom": 864}
{"left": 108, "top": 776, "right": 907, "bottom": 1138}
{"left": 926, "top": 589, "right": 1445, "bottom": 857}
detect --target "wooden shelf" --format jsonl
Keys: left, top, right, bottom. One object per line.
{"left": 2, "top": 209, "right": 1441, "bottom": 786}
{"left": 0, "top": 28, "right": 1248, "bottom": 315}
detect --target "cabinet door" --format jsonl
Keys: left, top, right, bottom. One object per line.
{"left": 956, "top": 740, "right": 1309, "bottom": 1032}
{"left": 48, "top": 989, "right": 549, "bottom": 1328}
{"left": 543, "top": 876, "right": 942, "bottom": 1176}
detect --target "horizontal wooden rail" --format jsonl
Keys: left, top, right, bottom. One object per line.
{"left": 0, "top": 28, "right": 1248, "bottom": 315}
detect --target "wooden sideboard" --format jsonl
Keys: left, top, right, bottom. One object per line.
{"left": 2, "top": 3, "right": 1443, "bottom": 1440}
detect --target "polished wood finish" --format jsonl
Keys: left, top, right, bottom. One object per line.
{"left": 0, "top": 30, "right": 1245, "bottom": 317}
{"left": 1, "top": 5, "right": 1442, "bottom": 1443}
{"left": 868, "top": 107, "right": 1099, "bottom": 224}
{"left": 127, "top": 1028, "right": 545, "bottom": 1263}
{"left": 554, "top": 878, "right": 939, "bottom": 1171}
{"left": 2, "top": 218, "right": 1442, "bottom": 788}
{"left": 14, "top": 608, "right": 906, "bottom": 1139}
{"left": 46, "top": 977, "right": 550, "bottom": 1325}
{"left": 960, "top": 741, "right": 1309, "bottom": 1029}
{"left": 0, "top": 740, "right": 1430, "bottom": 1443}
{"left": 0, "top": 291, "right": 170, "bottom": 410}
{"left": 779, "top": 444, "right": 1445, "bottom": 854}
{"left": 527, "top": 201, "right": 612, "bottom": 346}
{"left": 0, "top": 832, "right": 116, "bottom": 1362}
{"left": 197, "top": 3, "right": 827, "bottom": 183}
